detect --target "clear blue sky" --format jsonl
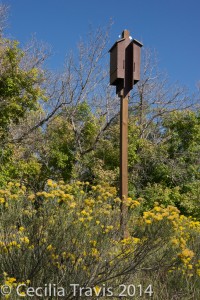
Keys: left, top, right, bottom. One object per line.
{"left": 4, "top": 0, "right": 200, "bottom": 92}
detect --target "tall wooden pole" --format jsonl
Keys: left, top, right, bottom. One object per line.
{"left": 120, "top": 95, "right": 129, "bottom": 238}
{"left": 109, "top": 29, "right": 143, "bottom": 239}
{"left": 119, "top": 29, "right": 130, "bottom": 238}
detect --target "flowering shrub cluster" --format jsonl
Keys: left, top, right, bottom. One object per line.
{"left": 0, "top": 181, "right": 199, "bottom": 299}
{"left": 142, "top": 205, "right": 200, "bottom": 277}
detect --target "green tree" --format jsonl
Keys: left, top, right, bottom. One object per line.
{"left": 0, "top": 38, "right": 46, "bottom": 139}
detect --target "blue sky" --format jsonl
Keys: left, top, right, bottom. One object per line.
{"left": 3, "top": 0, "right": 200, "bottom": 92}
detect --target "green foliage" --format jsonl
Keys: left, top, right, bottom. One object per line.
{"left": 140, "top": 184, "right": 181, "bottom": 210}
{"left": 178, "top": 181, "right": 200, "bottom": 219}
{"left": 44, "top": 116, "right": 75, "bottom": 181}
{"left": 164, "top": 110, "right": 200, "bottom": 155}
{"left": 0, "top": 36, "right": 47, "bottom": 187}
{"left": 0, "top": 38, "right": 45, "bottom": 136}
{"left": 0, "top": 149, "right": 42, "bottom": 188}
{"left": 125, "top": 110, "right": 200, "bottom": 218}
{"left": 76, "top": 101, "right": 103, "bottom": 149}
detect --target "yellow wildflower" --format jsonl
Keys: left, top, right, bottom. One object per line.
{"left": 0, "top": 197, "right": 5, "bottom": 204}
{"left": 20, "top": 237, "right": 30, "bottom": 244}
{"left": 19, "top": 226, "right": 25, "bottom": 232}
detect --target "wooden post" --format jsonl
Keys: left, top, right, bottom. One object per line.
{"left": 109, "top": 29, "right": 143, "bottom": 239}
{"left": 120, "top": 95, "right": 129, "bottom": 238}
{"left": 119, "top": 30, "right": 129, "bottom": 239}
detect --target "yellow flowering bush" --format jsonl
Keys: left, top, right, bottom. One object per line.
{"left": 0, "top": 181, "right": 199, "bottom": 299}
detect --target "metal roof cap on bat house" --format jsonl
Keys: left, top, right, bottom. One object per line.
{"left": 109, "top": 37, "right": 126, "bottom": 87}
